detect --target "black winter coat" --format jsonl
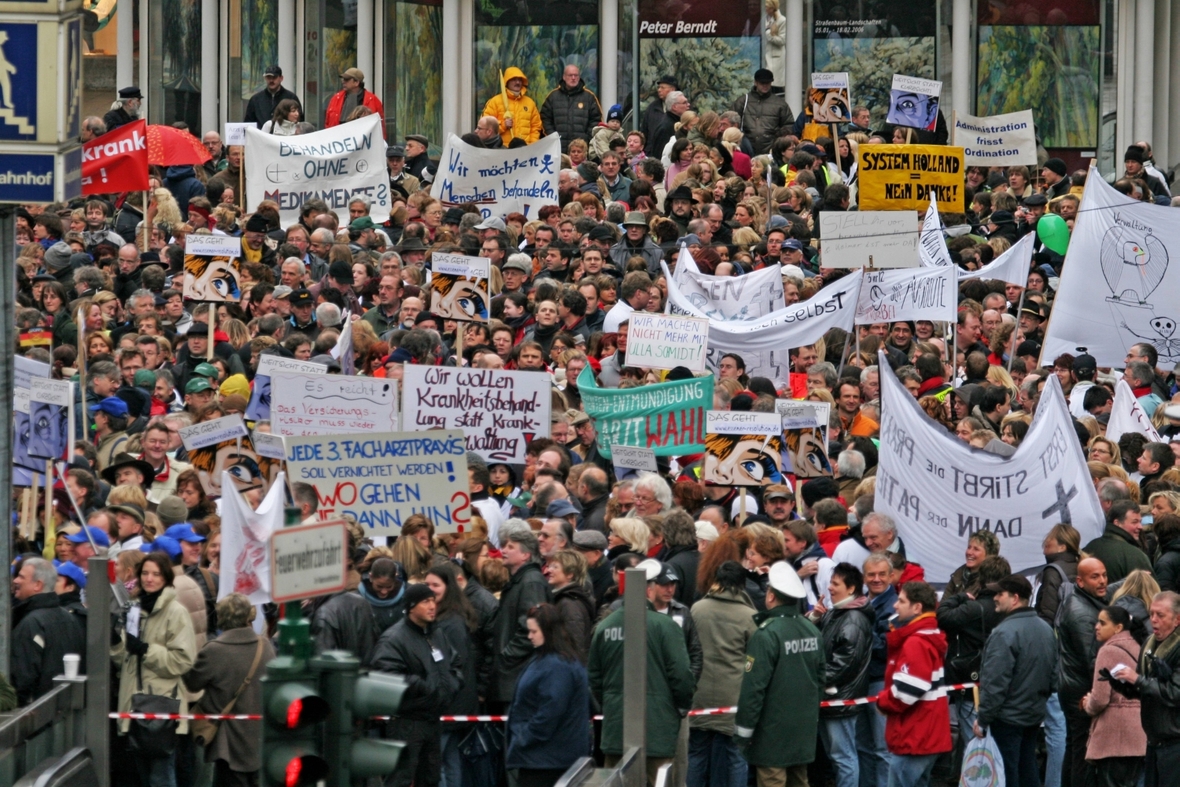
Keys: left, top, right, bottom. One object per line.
{"left": 1056, "top": 587, "right": 1106, "bottom": 706}
{"left": 11, "top": 593, "right": 85, "bottom": 705}
{"left": 936, "top": 589, "right": 1001, "bottom": 684}
{"left": 490, "top": 562, "right": 552, "bottom": 702}
{"left": 310, "top": 590, "right": 379, "bottom": 666}
{"left": 243, "top": 85, "right": 303, "bottom": 127}
{"left": 818, "top": 597, "right": 875, "bottom": 717}
{"left": 463, "top": 579, "right": 499, "bottom": 699}
{"left": 370, "top": 618, "right": 463, "bottom": 721}
{"left": 435, "top": 613, "right": 479, "bottom": 715}
{"left": 554, "top": 583, "right": 597, "bottom": 664}
{"left": 1034, "top": 551, "right": 1078, "bottom": 624}
{"left": 664, "top": 599, "right": 704, "bottom": 681}
{"left": 977, "top": 608, "right": 1058, "bottom": 728}
{"left": 1155, "top": 538, "right": 1180, "bottom": 593}
{"left": 541, "top": 81, "right": 603, "bottom": 151}
{"left": 664, "top": 543, "right": 700, "bottom": 605}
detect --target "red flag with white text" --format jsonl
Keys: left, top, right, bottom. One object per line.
{"left": 82, "top": 119, "right": 149, "bottom": 194}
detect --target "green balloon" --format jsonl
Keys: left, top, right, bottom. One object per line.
{"left": 1037, "top": 213, "right": 1070, "bottom": 255}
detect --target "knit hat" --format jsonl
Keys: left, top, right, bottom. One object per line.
{"left": 156, "top": 496, "right": 189, "bottom": 526}
{"left": 1043, "top": 158, "right": 1067, "bottom": 177}
{"left": 219, "top": 373, "right": 251, "bottom": 399}
{"left": 44, "top": 241, "right": 74, "bottom": 272}
{"left": 245, "top": 213, "right": 270, "bottom": 233}
{"left": 1124, "top": 145, "right": 1145, "bottom": 164}
{"left": 404, "top": 583, "right": 435, "bottom": 611}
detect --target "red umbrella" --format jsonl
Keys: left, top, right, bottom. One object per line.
{"left": 146, "top": 125, "right": 212, "bottom": 166}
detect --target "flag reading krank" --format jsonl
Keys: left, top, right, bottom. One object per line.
{"left": 857, "top": 144, "right": 965, "bottom": 212}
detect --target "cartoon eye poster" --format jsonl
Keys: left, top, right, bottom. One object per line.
{"left": 703, "top": 410, "right": 787, "bottom": 487}
{"left": 886, "top": 74, "right": 942, "bottom": 132}
{"left": 183, "top": 235, "right": 243, "bottom": 302}
{"left": 27, "top": 378, "right": 74, "bottom": 463}
{"left": 430, "top": 252, "right": 491, "bottom": 323}
{"left": 807, "top": 72, "right": 851, "bottom": 124}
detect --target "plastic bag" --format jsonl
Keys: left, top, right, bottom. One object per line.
{"left": 959, "top": 732, "right": 1005, "bottom": 787}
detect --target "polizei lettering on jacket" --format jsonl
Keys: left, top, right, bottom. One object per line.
{"left": 784, "top": 637, "right": 819, "bottom": 655}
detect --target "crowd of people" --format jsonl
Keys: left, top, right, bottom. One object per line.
{"left": 6, "top": 58, "right": 1180, "bottom": 787}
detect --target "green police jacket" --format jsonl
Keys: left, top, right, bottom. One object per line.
{"left": 734, "top": 603, "right": 825, "bottom": 767}
{"left": 588, "top": 602, "right": 696, "bottom": 758}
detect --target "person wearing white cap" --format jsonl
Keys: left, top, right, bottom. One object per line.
{"left": 733, "top": 562, "right": 824, "bottom": 787}
{"left": 588, "top": 559, "right": 695, "bottom": 786}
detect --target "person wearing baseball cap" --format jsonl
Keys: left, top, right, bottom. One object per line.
{"left": 573, "top": 530, "right": 612, "bottom": 605}
{"left": 68, "top": 526, "right": 111, "bottom": 570}
{"left": 386, "top": 143, "right": 421, "bottom": 198}
{"left": 184, "top": 376, "right": 218, "bottom": 414}
{"left": 973, "top": 574, "right": 1057, "bottom": 780}
{"left": 324, "top": 66, "right": 386, "bottom": 133}
{"left": 370, "top": 581, "right": 461, "bottom": 787}
{"left": 244, "top": 64, "right": 303, "bottom": 128}
{"left": 733, "top": 561, "right": 823, "bottom": 782}
{"left": 89, "top": 396, "right": 132, "bottom": 472}
{"left": 589, "top": 557, "right": 696, "bottom": 779}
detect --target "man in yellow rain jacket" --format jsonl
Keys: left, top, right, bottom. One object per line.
{"left": 482, "top": 67, "right": 542, "bottom": 146}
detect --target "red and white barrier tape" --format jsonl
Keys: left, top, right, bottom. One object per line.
{"left": 110, "top": 684, "right": 977, "bottom": 723}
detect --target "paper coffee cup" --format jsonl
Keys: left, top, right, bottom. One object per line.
{"left": 62, "top": 653, "right": 80, "bottom": 679}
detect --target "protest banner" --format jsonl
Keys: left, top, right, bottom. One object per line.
{"left": 612, "top": 446, "right": 658, "bottom": 472}
{"left": 330, "top": 312, "right": 355, "bottom": 375}
{"left": 670, "top": 256, "right": 786, "bottom": 321}
{"left": 703, "top": 410, "right": 787, "bottom": 487}
{"left": 81, "top": 118, "right": 148, "bottom": 195}
{"left": 876, "top": 353, "right": 1103, "bottom": 581}
{"left": 959, "top": 230, "right": 1034, "bottom": 286}
{"left": 218, "top": 470, "right": 285, "bottom": 602}
{"left": 283, "top": 430, "right": 471, "bottom": 533}
{"left": 28, "top": 379, "right": 73, "bottom": 462}
{"left": 270, "top": 519, "right": 349, "bottom": 603}
{"left": 776, "top": 399, "right": 832, "bottom": 477}
{"left": 271, "top": 373, "right": 398, "bottom": 436}
{"left": 952, "top": 109, "right": 1037, "bottom": 167}
{"left": 252, "top": 430, "right": 287, "bottom": 460}
{"left": 856, "top": 265, "right": 956, "bottom": 325}
{"left": 245, "top": 354, "right": 328, "bottom": 422}
{"left": 429, "top": 253, "right": 491, "bottom": 322}
{"left": 180, "top": 414, "right": 250, "bottom": 451}
{"left": 578, "top": 366, "right": 713, "bottom": 458}
{"left": 15, "top": 355, "right": 51, "bottom": 391}
{"left": 662, "top": 260, "right": 862, "bottom": 384}
{"left": 14, "top": 389, "right": 37, "bottom": 473}
{"left": 430, "top": 133, "right": 560, "bottom": 220}
{"left": 245, "top": 114, "right": 390, "bottom": 227}
{"left": 857, "top": 144, "right": 966, "bottom": 212}
{"left": 1105, "top": 379, "right": 1162, "bottom": 444}
{"left": 401, "top": 366, "right": 549, "bottom": 463}
{"left": 224, "top": 122, "right": 252, "bottom": 146}
{"left": 189, "top": 433, "right": 283, "bottom": 499}
{"left": 807, "top": 72, "right": 851, "bottom": 123}
{"left": 183, "top": 234, "right": 242, "bottom": 302}
{"left": 918, "top": 198, "right": 954, "bottom": 268}
{"left": 887, "top": 74, "right": 942, "bottom": 131}
{"left": 1041, "top": 168, "right": 1180, "bottom": 366}
{"left": 626, "top": 313, "right": 710, "bottom": 372}
{"left": 819, "top": 212, "right": 918, "bottom": 268}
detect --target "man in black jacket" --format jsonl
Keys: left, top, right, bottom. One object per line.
{"left": 641, "top": 76, "right": 678, "bottom": 145}
{"left": 243, "top": 65, "right": 303, "bottom": 128}
{"left": 1057, "top": 557, "right": 1107, "bottom": 787}
{"left": 540, "top": 64, "right": 603, "bottom": 152}
{"left": 489, "top": 524, "right": 552, "bottom": 708}
{"left": 975, "top": 575, "right": 1059, "bottom": 787}
{"left": 371, "top": 584, "right": 463, "bottom": 787}
{"left": 11, "top": 558, "right": 86, "bottom": 705}
{"left": 730, "top": 69, "right": 794, "bottom": 155}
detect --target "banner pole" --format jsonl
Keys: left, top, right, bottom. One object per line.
{"left": 1008, "top": 287, "right": 1027, "bottom": 373}
{"left": 738, "top": 489, "right": 746, "bottom": 525}
{"left": 207, "top": 304, "right": 216, "bottom": 361}
{"left": 454, "top": 324, "right": 465, "bottom": 367}
{"left": 43, "top": 460, "right": 54, "bottom": 559}
{"left": 142, "top": 190, "right": 149, "bottom": 251}
{"left": 239, "top": 148, "right": 245, "bottom": 212}
{"left": 78, "top": 307, "right": 88, "bottom": 437}
{"left": 831, "top": 123, "right": 841, "bottom": 180}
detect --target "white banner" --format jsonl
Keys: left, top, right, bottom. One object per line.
{"left": 218, "top": 470, "right": 284, "bottom": 603}
{"left": 626, "top": 313, "right": 711, "bottom": 372}
{"left": 252, "top": 430, "right": 286, "bottom": 460}
{"left": 612, "top": 445, "right": 658, "bottom": 472}
{"left": 245, "top": 114, "right": 390, "bottom": 227}
{"left": 662, "top": 260, "right": 862, "bottom": 385}
{"left": 246, "top": 354, "right": 329, "bottom": 422}
{"left": 1042, "top": 169, "right": 1180, "bottom": 366}
{"left": 284, "top": 430, "right": 471, "bottom": 533}
{"left": 876, "top": 353, "right": 1103, "bottom": 581}
{"left": 776, "top": 399, "right": 830, "bottom": 430}
{"left": 819, "top": 212, "right": 918, "bottom": 269}
{"left": 179, "top": 414, "right": 249, "bottom": 451}
{"left": 1105, "top": 379, "right": 1162, "bottom": 444}
{"left": 271, "top": 373, "right": 399, "bottom": 436}
{"left": 856, "top": 265, "right": 957, "bottom": 325}
{"left": 959, "top": 231, "right": 1034, "bottom": 287}
{"left": 430, "top": 133, "right": 560, "bottom": 220}
{"left": 330, "top": 312, "right": 355, "bottom": 375}
{"left": 669, "top": 251, "right": 786, "bottom": 320}
{"left": 706, "top": 410, "right": 783, "bottom": 436}
{"left": 401, "top": 366, "right": 550, "bottom": 464}
{"left": 918, "top": 198, "right": 954, "bottom": 268}
{"left": 186, "top": 235, "right": 241, "bottom": 258}
{"left": 952, "top": 110, "right": 1038, "bottom": 167}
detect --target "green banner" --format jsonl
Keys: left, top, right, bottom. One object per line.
{"left": 578, "top": 367, "right": 714, "bottom": 458}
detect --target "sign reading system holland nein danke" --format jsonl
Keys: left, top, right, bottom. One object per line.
{"left": 284, "top": 430, "right": 471, "bottom": 533}
{"left": 270, "top": 519, "right": 348, "bottom": 603}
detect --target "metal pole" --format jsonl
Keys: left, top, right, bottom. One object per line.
{"left": 621, "top": 567, "right": 647, "bottom": 783}
{"left": 86, "top": 555, "right": 112, "bottom": 787}
{"left": 631, "top": 0, "right": 640, "bottom": 133}
{"left": 1008, "top": 287, "right": 1027, "bottom": 373}
{"left": 0, "top": 205, "right": 15, "bottom": 677}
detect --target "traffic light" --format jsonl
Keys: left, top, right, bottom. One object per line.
{"left": 261, "top": 655, "right": 331, "bottom": 787}
{"left": 313, "top": 650, "right": 408, "bottom": 787}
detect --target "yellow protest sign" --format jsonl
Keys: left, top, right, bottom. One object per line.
{"left": 857, "top": 145, "right": 966, "bottom": 211}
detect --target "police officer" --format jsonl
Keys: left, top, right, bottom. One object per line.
{"left": 734, "top": 562, "right": 825, "bottom": 787}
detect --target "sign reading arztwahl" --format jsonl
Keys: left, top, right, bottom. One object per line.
{"left": 857, "top": 144, "right": 965, "bottom": 212}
